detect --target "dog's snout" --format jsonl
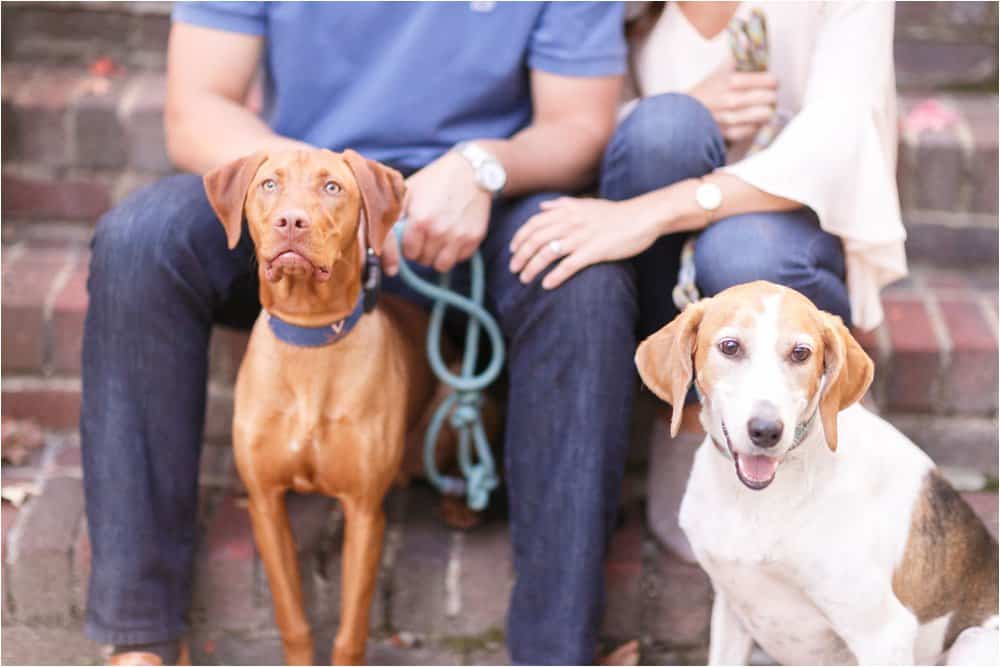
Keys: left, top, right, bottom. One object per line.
{"left": 748, "top": 408, "right": 784, "bottom": 449}
{"left": 273, "top": 209, "right": 311, "bottom": 234}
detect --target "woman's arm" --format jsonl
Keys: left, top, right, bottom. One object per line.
{"left": 512, "top": 2, "right": 899, "bottom": 290}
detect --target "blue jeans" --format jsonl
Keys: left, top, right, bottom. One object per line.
{"left": 81, "top": 172, "right": 637, "bottom": 663}
{"left": 601, "top": 93, "right": 851, "bottom": 337}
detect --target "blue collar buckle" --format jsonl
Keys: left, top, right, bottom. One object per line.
{"left": 267, "top": 292, "right": 366, "bottom": 347}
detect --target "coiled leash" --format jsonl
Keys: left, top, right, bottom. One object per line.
{"left": 388, "top": 218, "right": 505, "bottom": 511}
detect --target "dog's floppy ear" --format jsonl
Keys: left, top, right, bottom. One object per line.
{"left": 818, "top": 312, "right": 874, "bottom": 452}
{"left": 635, "top": 300, "right": 708, "bottom": 438}
{"left": 203, "top": 151, "right": 269, "bottom": 250}
{"left": 342, "top": 149, "right": 406, "bottom": 255}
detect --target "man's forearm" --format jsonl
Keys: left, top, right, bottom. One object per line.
{"left": 479, "top": 118, "right": 611, "bottom": 197}
{"left": 165, "top": 95, "right": 308, "bottom": 175}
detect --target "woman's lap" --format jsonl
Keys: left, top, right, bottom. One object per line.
{"left": 600, "top": 92, "right": 852, "bottom": 337}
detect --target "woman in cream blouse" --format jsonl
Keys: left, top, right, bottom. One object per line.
{"left": 509, "top": 1, "right": 907, "bottom": 560}
{"left": 510, "top": 1, "right": 906, "bottom": 334}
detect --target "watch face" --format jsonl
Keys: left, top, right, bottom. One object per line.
{"left": 481, "top": 162, "right": 506, "bottom": 193}
{"left": 697, "top": 183, "right": 723, "bottom": 211}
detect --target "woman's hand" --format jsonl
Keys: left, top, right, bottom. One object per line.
{"left": 509, "top": 196, "right": 665, "bottom": 289}
{"left": 689, "top": 64, "right": 778, "bottom": 142}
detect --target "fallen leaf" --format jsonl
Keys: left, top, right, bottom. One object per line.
{"left": 601, "top": 640, "right": 640, "bottom": 666}
{"left": 1, "top": 419, "right": 44, "bottom": 466}
{"left": 1, "top": 481, "right": 40, "bottom": 508}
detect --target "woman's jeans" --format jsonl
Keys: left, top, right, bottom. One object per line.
{"left": 602, "top": 92, "right": 852, "bottom": 338}
{"left": 81, "top": 174, "right": 637, "bottom": 663}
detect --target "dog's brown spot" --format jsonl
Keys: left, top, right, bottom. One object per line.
{"left": 893, "top": 470, "right": 998, "bottom": 646}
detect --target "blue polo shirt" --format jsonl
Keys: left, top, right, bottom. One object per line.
{"left": 172, "top": 2, "right": 626, "bottom": 172}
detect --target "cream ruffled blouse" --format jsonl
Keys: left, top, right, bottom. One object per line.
{"left": 628, "top": 1, "right": 907, "bottom": 331}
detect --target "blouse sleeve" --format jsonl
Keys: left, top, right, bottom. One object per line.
{"left": 722, "top": 1, "right": 907, "bottom": 330}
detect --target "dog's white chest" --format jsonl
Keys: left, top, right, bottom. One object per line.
{"left": 701, "top": 555, "right": 856, "bottom": 665}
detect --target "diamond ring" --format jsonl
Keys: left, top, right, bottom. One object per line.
{"left": 548, "top": 240, "right": 564, "bottom": 256}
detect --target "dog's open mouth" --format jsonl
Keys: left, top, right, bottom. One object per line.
{"left": 264, "top": 250, "right": 331, "bottom": 282}
{"left": 721, "top": 422, "right": 780, "bottom": 491}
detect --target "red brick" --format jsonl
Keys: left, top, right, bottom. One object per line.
{"left": 1, "top": 64, "right": 85, "bottom": 166}
{"left": 192, "top": 494, "right": 265, "bottom": 631}
{"left": 452, "top": 517, "right": 512, "bottom": 636}
{"left": 2, "top": 173, "right": 111, "bottom": 222}
{"left": 71, "top": 520, "right": 91, "bottom": 616}
{"left": 50, "top": 259, "right": 89, "bottom": 374}
{"left": 53, "top": 441, "right": 82, "bottom": 471}
{"left": 209, "top": 327, "right": 250, "bottom": 387}
{"left": 6, "top": 476, "right": 84, "bottom": 622}
{"left": 938, "top": 299, "right": 998, "bottom": 414}
{"left": 883, "top": 297, "right": 943, "bottom": 412}
{"left": 122, "top": 73, "right": 171, "bottom": 173}
{"left": 1, "top": 379, "right": 81, "bottom": 429}
{"left": 391, "top": 486, "right": 452, "bottom": 635}
{"left": 74, "top": 75, "right": 129, "bottom": 169}
{"left": 2, "top": 247, "right": 74, "bottom": 373}
{"left": 3, "top": 501, "right": 20, "bottom": 567}
{"left": 603, "top": 505, "right": 643, "bottom": 639}
{"left": 643, "top": 546, "right": 711, "bottom": 646}
{"left": 962, "top": 492, "right": 999, "bottom": 540}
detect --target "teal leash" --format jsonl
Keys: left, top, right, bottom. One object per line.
{"left": 391, "top": 218, "right": 504, "bottom": 510}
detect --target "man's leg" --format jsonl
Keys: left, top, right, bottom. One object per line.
{"left": 477, "top": 193, "right": 638, "bottom": 664}
{"left": 81, "top": 174, "right": 260, "bottom": 651}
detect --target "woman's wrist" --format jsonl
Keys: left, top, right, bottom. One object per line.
{"left": 634, "top": 178, "right": 707, "bottom": 234}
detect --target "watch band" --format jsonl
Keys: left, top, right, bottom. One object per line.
{"left": 454, "top": 141, "right": 506, "bottom": 197}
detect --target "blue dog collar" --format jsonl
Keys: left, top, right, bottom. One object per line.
{"left": 267, "top": 293, "right": 366, "bottom": 347}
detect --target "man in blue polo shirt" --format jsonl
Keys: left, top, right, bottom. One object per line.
{"left": 82, "top": 4, "right": 634, "bottom": 664}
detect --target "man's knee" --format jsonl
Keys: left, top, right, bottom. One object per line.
{"left": 495, "top": 261, "right": 637, "bottom": 348}
{"left": 602, "top": 93, "right": 725, "bottom": 197}
{"left": 89, "top": 174, "right": 222, "bottom": 303}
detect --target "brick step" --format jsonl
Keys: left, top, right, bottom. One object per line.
{"left": 2, "top": 431, "right": 997, "bottom": 665}
{"left": 3, "top": 62, "right": 997, "bottom": 268}
{"left": 2, "top": 242, "right": 998, "bottom": 461}
{"left": 0, "top": 2, "right": 171, "bottom": 73}
{"left": 2, "top": 1, "right": 996, "bottom": 91}
{"left": 897, "top": 93, "right": 999, "bottom": 267}
{"left": 894, "top": 1, "right": 998, "bottom": 92}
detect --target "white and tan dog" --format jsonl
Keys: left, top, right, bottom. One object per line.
{"left": 636, "top": 281, "right": 998, "bottom": 666}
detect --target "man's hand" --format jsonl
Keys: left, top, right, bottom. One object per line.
{"left": 382, "top": 150, "right": 492, "bottom": 276}
{"left": 689, "top": 64, "right": 778, "bottom": 143}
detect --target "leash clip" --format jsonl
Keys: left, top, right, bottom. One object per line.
{"left": 362, "top": 248, "right": 381, "bottom": 313}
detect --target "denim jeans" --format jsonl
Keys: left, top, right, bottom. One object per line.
{"left": 81, "top": 171, "right": 637, "bottom": 663}
{"left": 601, "top": 92, "right": 852, "bottom": 337}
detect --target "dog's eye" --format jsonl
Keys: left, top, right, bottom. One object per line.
{"left": 718, "top": 339, "right": 741, "bottom": 357}
{"left": 323, "top": 181, "right": 342, "bottom": 195}
{"left": 261, "top": 179, "right": 277, "bottom": 192}
{"left": 790, "top": 345, "right": 812, "bottom": 363}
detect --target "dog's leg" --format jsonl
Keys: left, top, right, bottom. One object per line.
{"left": 247, "top": 489, "right": 314, "bottom": 665}
{"left": 944, "top": 618, "right": 1000, "bottom": 665}
{"left": 331, "top": 500, "right": 386, "bottom": 665}
{"left": 833, "top": 593, "right": 918, "bottom": 665}
{"left": 708, "top": 592, "right": 753, "bottom": 665}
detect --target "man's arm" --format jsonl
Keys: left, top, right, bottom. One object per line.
{"left": 482, "top": 70, "right": 621, "bottom": 196}
{"left": 164, "top": 22, "right": 307, "bottom": 174}
{"left": 393, "top": 71, "right": 622, "bottom": 273}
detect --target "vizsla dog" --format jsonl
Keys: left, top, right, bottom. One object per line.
{"left": 204, "top": 148, "right": 441, "bottom": 665}
{"left": 636, "top": 282, "right": 998, "bottom": 665}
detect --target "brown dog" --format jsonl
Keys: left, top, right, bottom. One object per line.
{"left": 204, "top": 148, "right": 441, "bottom": 665}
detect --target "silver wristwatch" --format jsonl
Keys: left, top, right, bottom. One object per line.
{"left": 454, "top": 141, "right": 507, "bottom": 197}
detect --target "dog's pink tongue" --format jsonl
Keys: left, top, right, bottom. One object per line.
{"left": 738, "top": 454, "right": 779, "bottom": 483}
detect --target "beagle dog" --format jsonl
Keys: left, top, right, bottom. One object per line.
{"left": 636, "top": 281, "right": 998, "bottom": 665}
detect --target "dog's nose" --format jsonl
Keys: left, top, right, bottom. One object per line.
{"left": 273, "top": 210, "right": 311, "bottom": 235}
{"left": 748, "top": 416, "right": 784, "bottom": 448}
